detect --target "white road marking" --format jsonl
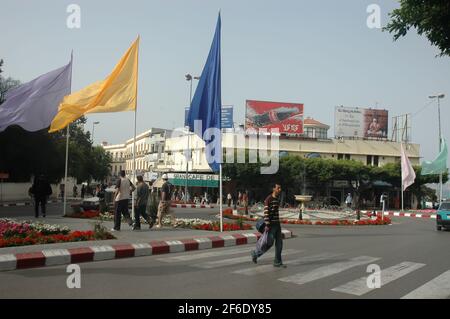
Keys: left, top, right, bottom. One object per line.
{"left": 157, "top": 247, "right": 252, "bottom": 263}
{"left": 278, "top": 256, "right": 380, "bottom": 286}
{"left": 232, "top": 252, "right": 342, "bottom": 276}
{"left": 331, "top": 261, "right": 425, "bottom": 296}
{"left": 401, "top": 270, "right": 450, "bottom": 299}
{"left": 192, "top": 249, "right": 301, "bottom": 269}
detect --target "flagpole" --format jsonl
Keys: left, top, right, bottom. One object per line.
{"left": 220, "top": 163, "right": 223, "bottom": 232}
{"left": 63, "top": 125, "right": 69, "bottom": 216}
{"left": 401, "top": 176, "right": 404, "bottom": 212}
{"left": 131, "top": 36, "right": 140, "bottom": 221}
{"left": 63, "top": 51, "right": 73, "bottom": 217}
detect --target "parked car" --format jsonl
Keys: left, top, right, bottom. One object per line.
{"left": 436, "top": 202, "right": 450, "bottom": 231}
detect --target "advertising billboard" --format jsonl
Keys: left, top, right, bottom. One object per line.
{"left": 245, "top": 100, "right": 304, "bottom": 134}
{"left": 185, "top": 105, "right": 234, "bottom": 129}
{"left": 335, "top": 106, "right": 388, "bottom": 138}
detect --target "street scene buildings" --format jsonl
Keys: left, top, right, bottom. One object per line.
{"left": 0, "top": 1, "right": 449, "bottom": 303}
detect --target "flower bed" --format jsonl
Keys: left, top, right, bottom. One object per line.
{"left": 67, "top": 210, "right": 101, "bottom": 219}
{"left": 163, "top": 216, "right": 252, "bottom": 232}
{"left": 0, "top": 219, "right": 115, "bottom": 248}
{"left": 281, "top": 216, "right": 391, "bottom": 226}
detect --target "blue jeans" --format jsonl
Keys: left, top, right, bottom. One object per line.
{"left": 253, "top": 223, "right": 283, "bottom": 264}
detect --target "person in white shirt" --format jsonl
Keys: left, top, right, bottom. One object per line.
{"left": 345, "top": 193, "right": 353, "bottom": 208}
{"left": 112, "top": 170, "right": 136, "bottom": 231}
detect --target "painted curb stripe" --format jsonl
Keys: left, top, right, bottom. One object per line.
{"left": 112, "top": 244, "right": 135, "bottom": 259}
{"left": 150, "top": 241, "right": 170, "bottom": 255}
{"left": 16, "top": 252, "right": 46, "bottom": 269}
{"left": 232, "top": 234, "right": 248, "bottom": 245}
{"left": 181, "top": 239, "right": 199, "bottom": 251}
{"left": 68, "top": 247, "right": 94, "bottom": 263}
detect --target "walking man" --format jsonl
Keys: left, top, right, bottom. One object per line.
{"left": 112, "top": 170, "right": 135, "bottom": 231}
{"left": 345, "top": 193, "right": 353, "bottom": 208}
{"left": 133, "top": 175, "right": 153, "bottom": 230}
{"left": 227, "top": 193, "right": 232, "bottom": 207}
{"left": 30, "top": 174, "right": 52, "bottom": 218}
{"left": 156, "top": 174, "right": 173, "bottom": 228}
{"left": 251, "top": 183, "right": 286, "bottom": 268}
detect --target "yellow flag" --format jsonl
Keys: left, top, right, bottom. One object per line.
{"left": 49, "top": 37, "right": 139, "bottom": 132}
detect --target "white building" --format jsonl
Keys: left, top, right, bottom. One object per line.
{"left": 102, "top": 128, "right": 171, "bottom": 181}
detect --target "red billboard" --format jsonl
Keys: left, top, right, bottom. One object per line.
{"left": 245, "top": 100, "right": 304, "bottom": 134}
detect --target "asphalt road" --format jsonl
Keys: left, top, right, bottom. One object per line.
{"left": 1, "top": 216, "right": 449, "bottom": 299}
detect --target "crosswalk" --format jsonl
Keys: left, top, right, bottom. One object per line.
{"left": 156, "top": 245, "right": 450, "bottom": 299}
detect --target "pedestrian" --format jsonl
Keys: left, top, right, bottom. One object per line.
{"left": 156, "top": 174, "right": 174, "bottom": 228}
{"left": 73, "top": 184, "right": 78, "bottom": 198}
{"left": 227, "top": 193, "right": 232, "bottom": 207}
{"left": 243, "top": 190, "right": 249, "bottom": 215}
{"left": 238, "top": 191, "right": 242, "bottom": 206}
{"left": 30, "top": 174, "right": 52, "bottom": 218}
{"left": 96, "top": 184, "right": 106, "bottom": 213}
{"left": 112, "top": 170, "right": 136, "bottom": 232}
{"left": 81, "top": 184, "right": 85, "bottom": 199}
{"left": 345, "top": 193, "right": 353, "bottom": 208}
{"left": 251, "top": 183, "right": 286, "bottom": 268}
{"left": 133, "top": 175, "right": 153, "bottom": 230}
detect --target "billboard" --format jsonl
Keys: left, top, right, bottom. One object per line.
{"left": 335, "top": 106, "right": 388, "bottom": 138}
{"left": 245, "top": 100, "right": 304, "bottom": 134}
{"left": 185, "top": 105, "right": 234, "bottom": 129}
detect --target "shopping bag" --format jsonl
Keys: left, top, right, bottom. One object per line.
{"left": 256, "top": 229, "right": 274, "bottom": 252}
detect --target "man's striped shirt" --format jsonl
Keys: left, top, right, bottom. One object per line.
{"left": 264, "top": 194, "right": 280, "bottom": 226}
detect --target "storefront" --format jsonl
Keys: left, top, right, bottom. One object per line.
{"left": 167, "top": 173, "right": 220, "bottom": 202}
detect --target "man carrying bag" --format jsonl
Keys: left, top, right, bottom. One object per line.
{"left": 251, "top": 183, "right": 286, "bottom": 268}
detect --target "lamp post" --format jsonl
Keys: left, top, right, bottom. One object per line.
{"left": 184, "top": 74, "right": 200, "bottom": 203}
{"left": 92, "top": 121, "right": 100, "bottom": 145}
{"left": 429, "top": 94, "right": 445, "bottom": 204}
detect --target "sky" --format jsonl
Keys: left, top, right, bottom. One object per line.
{"left": 1, "top": 0, "right": 449, "bottom": 166}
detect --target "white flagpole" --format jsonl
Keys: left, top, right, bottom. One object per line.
{"left": 401, "top": 177, "right": 404, "bottom": 212}
{"left": 220, "top": 163, "right": 223, "bottom": 232}
{"left": 63, "top": 125, "right": 69, "bottom": 216}
{"left": 131, "top": 36, "right": 140, "bottom": 221}
{"left": 63, "top": 52, "right": 73, "bottom": 217}
{"left": 132, "top": 108, "right": 137, "bottom": 219}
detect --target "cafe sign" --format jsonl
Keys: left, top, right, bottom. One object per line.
{"left": 168, "top": 173, "right": 219, "bottom": 188}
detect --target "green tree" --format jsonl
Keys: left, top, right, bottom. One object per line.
{"left": 0, "top": 59, "right": 21, "bottom": 104}
{"left": 384, "top": 0, "right": 450, "bottom": 57}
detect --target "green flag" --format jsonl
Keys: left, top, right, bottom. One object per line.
{"left": 421, "top": 138, "right": 448, "bottom": 175}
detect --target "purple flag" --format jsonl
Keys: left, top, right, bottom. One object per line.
{"left": 0, "top": 59, "right": 72, "bottom": 132}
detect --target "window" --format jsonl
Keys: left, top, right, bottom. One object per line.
{"left": 345, "top": 154, "right": 351, "bottom": 160}
{"left": 367, "top": 155, "right": 372, "bottom": 166}
{"left": 373, "top": 156, "right": 379, "bottom": 167}
{"left": 338, "top": 154, "right": 344, "bottom": 160}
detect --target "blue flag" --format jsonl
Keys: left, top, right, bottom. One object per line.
{"left": 187, "top": 14, "right": 222, "bottom": 172}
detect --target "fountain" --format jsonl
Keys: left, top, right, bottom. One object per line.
{"left": 295, "top": 195, "right": 312, "bottom": 220}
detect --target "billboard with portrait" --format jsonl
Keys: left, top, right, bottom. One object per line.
{"left": 245, "top": 100, "right": 304, "bottom": 134}
{"left": 335, "top": 106, "right": 388, "bottom": 138}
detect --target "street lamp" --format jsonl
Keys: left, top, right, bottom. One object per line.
{"left": 428, "top": 94, "right": 445, "bottom": 203}
{"left": 92, "top": 121, "right": 100, "bottom": 145}
{"left": 184, "top": 74, "right": 200, "bottom": 203}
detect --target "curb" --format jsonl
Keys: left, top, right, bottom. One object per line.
{"left": 0, "top": 201, "right": 58, "bottom": 208}
{"left": 0, "top": 230, "right": 293, "bottom": 272}
{"left": 362, "top": 211, "right": 436, "bottom": 219}
{"left": 0, "top": 199, "right": 80, "bottom": 208}
{"left": 170, "top": 204, "right": 215, "bottom": 209}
